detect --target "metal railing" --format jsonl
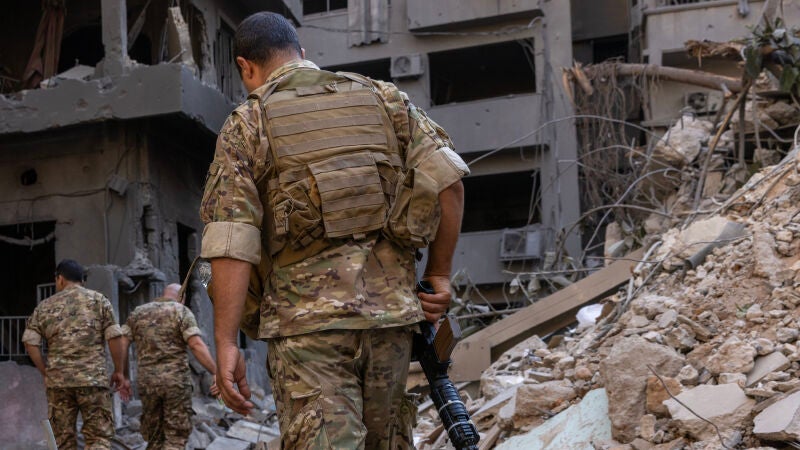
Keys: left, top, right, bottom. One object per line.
{"left": 37, "top": 283, "right": 55, "bottom": 303}
{"left": 656, "top": 0, "right": 717, "bottom": 5}
{"left": 0, "top": 316, "right": 30, "bottom": 360}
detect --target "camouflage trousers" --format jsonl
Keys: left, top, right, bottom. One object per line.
{"left": 267, "top": 325, "right": 418, "bottom": 450}
{"left": 139, "top": 381, "right": 193, "bottom": 450}
{"left": 46, "top": 386, "right": 113, "bottom": 450}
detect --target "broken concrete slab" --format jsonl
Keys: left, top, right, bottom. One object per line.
{"left": 753, "top": 390, "right": 800, "bottom": 441}
{"left": 663, "top": 383, "right": 754, "bottom": 441}
{"left": 495, "top": 388, "right": 611, "bottom": 450}
{"left": 746, "top": 352, "right": 790, "bottom": 387}
{"left": 206, "top": 436, "right": 251, "bottom": 450}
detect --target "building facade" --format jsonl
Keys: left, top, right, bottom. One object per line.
{"left": 0, "top": 1, "right": 299, "bottom": 446}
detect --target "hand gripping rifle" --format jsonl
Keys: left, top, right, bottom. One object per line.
{"left": 414, "top": 281, "right": 480, "bottom": 450}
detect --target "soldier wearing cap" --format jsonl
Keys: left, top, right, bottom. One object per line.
{"left": 23, "top": 259, "right": 130, "bottom": 450}
{"left": 200, "top": 12, "right": 467, "bottom": 449}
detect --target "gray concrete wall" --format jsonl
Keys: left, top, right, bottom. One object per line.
{"left": 0, "top": 124, "right": 135, "bottom": 266}
{"left": 571, "top": 0, "right": 630, "bottom": 41}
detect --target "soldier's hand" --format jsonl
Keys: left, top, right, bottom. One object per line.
{"left": 111, "top": 371, "right": 131, "bottom": 402}
{"left": 216, "top": 343, "right": 253, "bottom": 415}
{"left": 418, "top": 275, "right": 452, "bottom": 323}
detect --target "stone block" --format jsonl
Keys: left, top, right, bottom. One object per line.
{"left": 601, "top": 336, "right": 685, "bottom": 442}
{"left": 706, "top": 336, "right": 756, "bottom": 375}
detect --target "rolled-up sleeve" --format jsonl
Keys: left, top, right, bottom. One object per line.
{"left": 200, "top": 111, "right": 264, "bottom": 264}
{"left": 22, "top": 307, "right": 42, "bottom": 345}
{"left": 406, "top": 104, "right": 470, "bottom": 191}
{"left": 180, "top": 307, "right": 202, "bottom": 343}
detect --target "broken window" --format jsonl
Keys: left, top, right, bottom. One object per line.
{"left": 322, "top": 58, "right": 391, "bottom": 82}
{"left": 0, "top": 221, "right": 55, "bottom": 363}
{"left": 429, "top": 40, "right": 536, "bottom": 106}
{"left": 303, "top": 0, "right": 348, "bottom": 15}
{"left": 59, "top": 26, "right": 104, "bottom": 73}
{"left": 460, "top": 170, "right": 540, "bottom": 233}
{"left": 214, "top": 21, "right": 237, "bottom": 101}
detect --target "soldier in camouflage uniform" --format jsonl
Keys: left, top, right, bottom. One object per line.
{"left": 200, "top": 12, "right": 467, "bottom": 449}
{"left": 120, "top": 283, "right": 218, "bottom": 450}
{"left": 23, "top": 259, "right": 131, "bottom": 450}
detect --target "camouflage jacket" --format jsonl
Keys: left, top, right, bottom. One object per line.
{"left": 22, "top": 285, "right": 123, "bottom": 388}
{"left": 200, "top": 60, "right": 469, "bottom": 339}
{"left": 121, "top": 298, "right": 202, "bottom": 386}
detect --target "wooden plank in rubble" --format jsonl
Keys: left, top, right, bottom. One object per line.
{"left": 449, "top": 248, "right": 646, "bottom": 382}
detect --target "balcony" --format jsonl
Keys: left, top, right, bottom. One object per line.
{"left": 406, "top": 0, "right": 543, "bottom": 31}
{"left": 427, "top": 94, "right": 544, "bottom": 154}
{"left": 0, "top": 63, "right": 233, "bottom": 135}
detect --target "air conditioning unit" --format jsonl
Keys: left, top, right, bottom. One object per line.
{"left": 684, "top": 91, "right": 723, "bottom": 114}
{"left": 499, "top": 227, "right": 543, "bottom": 261}
{"left": 391, "top": 54, "right": 424, "bottom": 79}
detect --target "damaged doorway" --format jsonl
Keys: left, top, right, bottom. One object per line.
{"left": 0, "top": 221, "right": 56, "bottom": 363}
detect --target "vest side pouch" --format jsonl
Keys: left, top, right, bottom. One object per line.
{"left": 269, "top": 178, "right": 325, "bottom": 250}
{"left": 308, "top": 152, "right": 387, "bottom": 239}
{"left": 386, "top": 168, "right": 441, "bottom": 247}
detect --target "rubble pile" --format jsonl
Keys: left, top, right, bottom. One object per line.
{"left": 415, "top": 102, "right": 800, "bottom": 448}
{"left": 115, "top": 384, "right": 280, "bottom": 450}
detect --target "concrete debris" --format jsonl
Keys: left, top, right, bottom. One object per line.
{"left": 429, "top": 104, "right": 800, "bottom": 448}
{"left": 494, "top": 388, "right": 612, "bottom": 450}
{"left": 108, "top": 368, "right": 277, "bottom": 450}
{"left": 600, "top": 336, "right": 684, "bottom": 442}
{"left": 746, "top": 352, "right": 791, "bottom": 387}
{"left": 663, "top": 383, "right": 755, "bottom": 441}
{"left": 752, "top": 390, "right": 800, "bottom": 441}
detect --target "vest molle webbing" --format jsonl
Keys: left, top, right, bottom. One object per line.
{"left": 261, "top": 69, "right": 405, "bottom": 263}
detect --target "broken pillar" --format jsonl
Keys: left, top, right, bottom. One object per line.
{"left": 100, "top": 0, "right": 131, "bottom": 77}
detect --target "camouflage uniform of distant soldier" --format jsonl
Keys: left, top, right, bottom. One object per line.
{"left": 121, "top": 283, "right": 217, "bottom": 450}
{"left": 22, "top": 259, "right": 130, "bottom": 450}
{"left": 200, "top": 12, "right": 467, "bottom": 449}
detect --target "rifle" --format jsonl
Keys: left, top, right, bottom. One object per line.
{"left": 414, "top": 281, "right": 480, "bottom": 450}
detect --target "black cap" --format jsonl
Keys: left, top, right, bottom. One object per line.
{"left": 56, "top": 259, "right": 86, "bottom": 282}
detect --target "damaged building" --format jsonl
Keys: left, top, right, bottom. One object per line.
{"left": 0, "top": 0, "right": 299, "bottom": 447}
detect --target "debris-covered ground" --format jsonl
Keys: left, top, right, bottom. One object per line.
{"left": 412, "top": 13, "right": 800, "bottom": 450}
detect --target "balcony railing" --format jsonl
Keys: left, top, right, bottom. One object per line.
{"left": 0, "top": 316, "right": 29, "bottom": 360}
{"left": 657, "top": 0, "right": 715, "bottom": 5}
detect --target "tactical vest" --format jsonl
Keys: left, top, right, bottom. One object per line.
{"left": 257, "top": 68, "right": 430, "bottom": 267}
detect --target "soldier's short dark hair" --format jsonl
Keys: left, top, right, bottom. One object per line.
{"left": 56, "top": 259, "right": 85, "bottom": 283}
{"left": 234, "top": 12, "right": 301, "bottom": 69}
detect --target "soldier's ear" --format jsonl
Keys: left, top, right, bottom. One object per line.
{"left": 301, "top": 48, "right": 306, "bottom": 59}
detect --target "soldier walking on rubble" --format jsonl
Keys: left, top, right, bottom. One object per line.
{"left": 200, "top": 12, "right": 467, "bottom": 449}
{"left": 22, "top": 258, "right": 131, "bottom": 450}
{"left": 120, "top": 283, "right": 218, "bottom": 450}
